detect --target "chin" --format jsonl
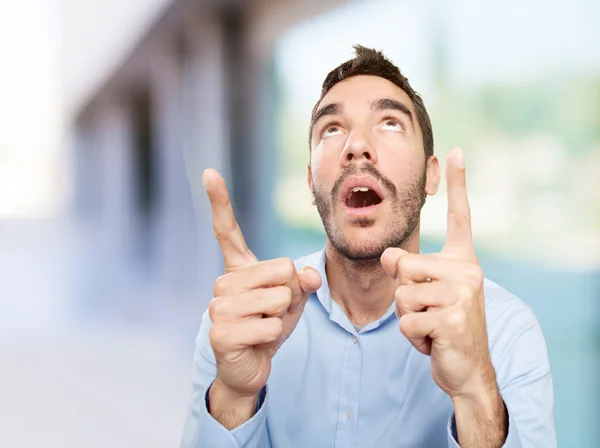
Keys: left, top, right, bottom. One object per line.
{"left": 331, "top": 226, "right": 390, "bottom": 262}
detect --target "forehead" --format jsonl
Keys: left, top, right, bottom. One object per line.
{"left": 318, "top": 75, "right": 415, "bottom": 115}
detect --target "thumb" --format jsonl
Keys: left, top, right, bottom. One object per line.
{"left": 298, "top": 266, "right": 322, "bottom": 298}
{"left": 380, "top": 247, "right": 407, "bottom": 279}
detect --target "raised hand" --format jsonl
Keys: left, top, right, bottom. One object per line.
{"left": 203, "top": 169, "right": 321, "bottom": 422}
{"left": 380, "top": 148, "right": 493, "bottom": 400}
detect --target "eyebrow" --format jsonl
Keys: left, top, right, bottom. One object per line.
{"left": 309, "top": 102, "right": 343, "bottom": 140}
{"left": 370, "top": 98, "right": 414, "bottom": 129}
{"left": 309, "top": 97, "right": 415, "bottom": 142}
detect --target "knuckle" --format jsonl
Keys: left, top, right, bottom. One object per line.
{"left": 213, "top": 274, "right": 229, "bottom": 297}
{"left": 277, "top": 257, "right": 296, "bottom": 278}
{"left": 270, "top": 286, "right": 292, "bottom": 314}
{"left": 446, "top": 308, "right": 467, "bottom": 330}
{"left": 398, "top": 314, "right": 413, "bottom": 336}
{"left": 451, "top": 209, "right": 471, "bottom": 227}
{"left": 394, "top": 285, "right": 411, "bottom": 307}
{"left": 213, "top": 229, "right": 225, "bottom": 244}
{"left": 397, "top": 254, "right": 410, "bottom": 272}
{"left": 466, "top": 264, "right": 483, "bottom": 284}
{"left": 279, "top": 285, "right": 293, "bottom": 305}
{"left": 208, "top": 296, "right": 229, "bottom": 319}
{"left": 208, "top": 325, "right": 226, "bottom": 352}
{"left": 266, "top": 319, "right": 284, "bottom": 341}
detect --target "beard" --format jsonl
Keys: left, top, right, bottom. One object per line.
{"left": 313, "top": 163, "right": 427, "bottom": 262}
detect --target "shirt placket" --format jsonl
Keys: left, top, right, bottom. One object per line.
{"left": 334, "top": 332, "right": 363, "bottom": 448}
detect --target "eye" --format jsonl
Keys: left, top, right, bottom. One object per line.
{"left": 321, "top": 123, "right": 344, "bottom": 138}
{"left": 380, "top": 117, "right": 404, "bottom": 133}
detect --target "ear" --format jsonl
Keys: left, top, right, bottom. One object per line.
{"left": 307, "top": 164, "right": 316, "bottom": 205}
{"left": 425, "top": 155, "right": 440, "bottom": 196}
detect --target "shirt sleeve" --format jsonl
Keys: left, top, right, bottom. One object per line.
{"left": 180, "top": 310, "right": 271, "bottom": 448}
{"left": 446, "top": 298, "right": 556, "bottom": 447}
{"left": 446, "top": 409, "right": 523, "bottom": 447}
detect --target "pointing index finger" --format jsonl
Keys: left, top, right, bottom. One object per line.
{"left": 203, "top": 169, "right": 256, "bottom": 271}
{"left": 444, "top": 147, "right": 475, "bottom": 259}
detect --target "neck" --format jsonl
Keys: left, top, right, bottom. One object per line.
{"left": 325, "top": 230, "right": 421, "bottom": 328}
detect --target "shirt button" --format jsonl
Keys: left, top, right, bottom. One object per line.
{"left": 344, "top": 410, "right": 353, "bottom": 421}
{"left": 351, "top": 335, "right": 358, "bottom": 344}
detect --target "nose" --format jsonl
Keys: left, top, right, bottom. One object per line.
{"left": 340, "top": 129, "right": 378, "bottom": 167}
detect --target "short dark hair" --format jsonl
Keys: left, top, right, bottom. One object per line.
{"left": 309, "top": 45, "right": 434, "bottom": 159}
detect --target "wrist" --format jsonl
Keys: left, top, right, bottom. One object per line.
{"left": 208, "top": 377, "right": 260, "bottom": 430}
{"left": 451, "top": 383, "right": 508, "bottom": 448}
{"left": 452, "top": 385, "right": 504, "bottom": 423}
{"left": 452, "top": 365, "right": 501, "bottom": 417}
{"left": 210, "top": 376, "right": 260, "bottom": 409}
{"left": 451, "top": 360, "right": 498, "bottom": 402}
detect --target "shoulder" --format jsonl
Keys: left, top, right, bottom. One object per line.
{"left": 482, "top": 277, "right": 550, "bottom": 377}
{"left": 482, "top": 277, "right": 538, "bottom": 329}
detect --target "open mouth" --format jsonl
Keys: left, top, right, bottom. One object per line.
{"left": 345, "top": 187, "right": 383, "bottom": 208}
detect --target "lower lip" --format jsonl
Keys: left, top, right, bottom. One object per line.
{"left": 342, "top": 201, "right": 384, "bottom": 217}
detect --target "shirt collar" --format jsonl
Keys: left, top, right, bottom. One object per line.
{"left": 293, "top": 248, "right": 333, "bottom": 313}
{"left": 298, "top": 248, "right": 397, "bottom": 330}
{"left": 314, "top": 248, "right": 334, "bottom": 314}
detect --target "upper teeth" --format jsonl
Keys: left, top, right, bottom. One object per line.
{"left": 352, "top": 187, "right": 370, "bottom": 192}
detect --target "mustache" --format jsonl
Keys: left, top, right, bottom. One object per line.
{"left": 331, "top": 163, "right": 397, "bottom": 201}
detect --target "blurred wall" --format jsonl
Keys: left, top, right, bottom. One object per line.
{"left": 61, "top": 0, "right": 174, "bottom": 118}
{"left": 67, "top": 0, "right": 351, "bottom": 318}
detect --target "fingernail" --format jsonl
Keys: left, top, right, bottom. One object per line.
{"left": 202, "top": 169, "right": 212, "bottom": 189}
{"left": 454, "top": 148, "right": 465, "bottom": 169}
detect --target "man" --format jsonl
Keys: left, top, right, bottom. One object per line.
{"left": 181, "top": 46, "right": 556, "bottom": 447}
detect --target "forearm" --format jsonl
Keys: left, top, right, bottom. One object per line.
{"left": 208, "top": 377, "right": 260, "bottom": 430}
{"left": 452, "top": 386, "right": 508, "bottom": 448}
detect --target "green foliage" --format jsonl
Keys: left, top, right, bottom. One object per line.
{"left": 431, "top": 77, "right": 600, "bottom": 156}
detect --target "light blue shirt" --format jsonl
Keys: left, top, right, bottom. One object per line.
{"left": 181, "top": 249, "right": 556, "bottom": 447}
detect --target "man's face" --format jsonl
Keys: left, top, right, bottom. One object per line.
{"left": 309, "top": 75, "right": 439, "bottom": 262}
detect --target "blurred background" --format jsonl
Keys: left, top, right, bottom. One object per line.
{"left": 0, "top": 0, "right": 598, "bottom": 446}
